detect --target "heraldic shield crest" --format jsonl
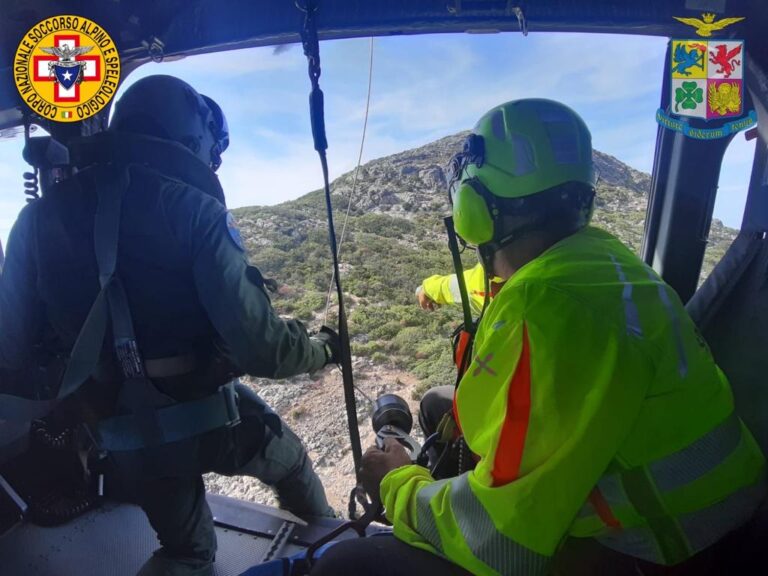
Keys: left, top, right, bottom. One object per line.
{"left": 670, "top": 39, "right": 744, "bottom": 120}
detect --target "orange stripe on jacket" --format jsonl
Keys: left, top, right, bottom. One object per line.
{"left": 588, "top": 487, "right": 623, "bottom": 530}
{"left": 492, "top": 323, "right": 532, "bottom": 486}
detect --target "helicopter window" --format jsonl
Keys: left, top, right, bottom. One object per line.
{"left": 696, "top": 135, "right": 757, "bottom": 284}
{"left": 0, "top": 137, "right": 28, "bottom": 249}
{"left": 0, "top": 32, "right": 758, "bottom": 513}
{"left": 714, "top": 136, "right": 757, "bottom": 231}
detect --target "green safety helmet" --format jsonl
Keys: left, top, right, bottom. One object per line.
{"left": 110, "top": 75, "right": 229, "bottom": 172}
{"left": 449, "top": 99, "right": 596, "bottom": 248}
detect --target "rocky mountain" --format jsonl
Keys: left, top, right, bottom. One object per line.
{"left": 204, "top": 133, "right": 738, "bottom": 514}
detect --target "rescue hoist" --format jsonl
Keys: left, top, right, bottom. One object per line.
{"left": 295, "top": 0, "right": 369, "bottom": 524}
{"left": 295, "top": 0, "right": 486, "bottom": 550}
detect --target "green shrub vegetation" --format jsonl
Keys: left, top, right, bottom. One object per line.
{"left": 233, "top": 139, "right": 737, "bottom": 399}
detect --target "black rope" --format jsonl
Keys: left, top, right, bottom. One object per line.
{"left": 298, "top": 0, "right": 364, "bottom": 483}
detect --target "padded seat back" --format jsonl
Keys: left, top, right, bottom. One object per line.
{"left": 687, "top": 233, "right": 768, "bottom": 457}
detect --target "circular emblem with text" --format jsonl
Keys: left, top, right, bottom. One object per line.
{"left": 14, "top": 15, "right": 120, "bottom": 123}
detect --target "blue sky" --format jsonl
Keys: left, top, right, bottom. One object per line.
{"left": 0, "top": 32, "right": 755, "bottom": 249}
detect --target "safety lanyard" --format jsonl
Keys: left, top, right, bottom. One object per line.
{"left": 445, "top": 217, "right": 478, "bottom": 383}
{"left": 298, "top": 0, "right": 364, "bottom": 483}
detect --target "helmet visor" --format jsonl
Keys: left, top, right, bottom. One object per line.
{"left": 202, "top": 95, "right": 229, "bottom": 171}
{"left": 447, "top": 152, "right": 469, "bottom": 206}
{"left": 447, "top": 135, "right": 485, "bottom": 205}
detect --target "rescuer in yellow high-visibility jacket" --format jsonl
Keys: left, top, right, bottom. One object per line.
{"left": 417, "top": 263, "right": 502, "bottom": 315}
{"left": 311, "top": 99, "right": 766, "bottom": 576}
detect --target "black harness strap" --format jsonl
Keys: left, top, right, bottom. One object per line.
{"left": 92, "top": 168, "right": 147, "bottom": 381}
{"left": 445, "top": 217, "right": 478, "bottom": 385}
{"left": 298, "top": 0, "right": 364, "bottom": 482}
{"left": 88, "top": 167, "right": 240, "bottom": 451}
{"left": 1, "top": 166, "right": 241, "bottom": 449}
{"left": 0, "top": 171, "right": 127, "bottom": 420}
{"left": 445, "top": 217, "right": 474, "bottom": 332}
{"left": 97, "top": 381, "right": 240, "bottom": 451}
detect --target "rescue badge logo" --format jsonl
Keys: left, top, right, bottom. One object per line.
{"left": 14, "top": 15, "right": 120, "bottom": 123}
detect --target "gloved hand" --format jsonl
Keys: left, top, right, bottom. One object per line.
{"left": 312, "top": 325, "right": 341, "bottom": 365}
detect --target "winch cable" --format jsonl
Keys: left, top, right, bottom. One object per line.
{"left": 323, "top": 36, "right": 374, "bottom": 325}
{"left": 298, "top": 0, "right": 364, "bottom": 482}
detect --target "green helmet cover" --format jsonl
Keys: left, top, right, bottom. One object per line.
{"left": 452, "top": 99, "right": 595, "bottom": 246}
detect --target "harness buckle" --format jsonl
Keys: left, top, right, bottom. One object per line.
{"left": 115, "top": 338, "right": 146, "bottom": 379}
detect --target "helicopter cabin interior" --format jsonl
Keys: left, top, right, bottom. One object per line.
{"left": 0, "top": 1, "right": 767, "bottom": 575}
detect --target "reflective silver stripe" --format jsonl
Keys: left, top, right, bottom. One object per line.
{"left": 647, "top": 269, "right": 688, "bottom": 377}
{"left": 679, "top": 475, "right": 767, "bottom": 553}
{"left": 447, "top": 275, "right": 465, "bottom": 306}
{"left": 597, "top": 473, "right": 631, "bottom": 507}
{"left": 449, "top": 475, "right": 550, "bottom": 574}
{"left": 580, "top": 416, "right": 758, "bottom": 564}
{"left": 416, "top": 476, "right": 550, "bottom": 574}
{"left": 609, "top": 254, "right": 643, "bottom": 338}
{"left": 649, "top": 413, "right": 743, "bottom": 493}
{"left": 415, "top": 479, "right": 451, "bottom": 553}
{"left": 597, "top": 525, "right": 664, "bottom": 564}
{"left": 596, "top": 479, "right": 767, "bottom": 565}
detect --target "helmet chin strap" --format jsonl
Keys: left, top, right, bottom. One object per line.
{"left": 477, "top": 243, "right": 498, "bottom": 280}
{"left": 476, "top": 217, "right": 551, "bottom": 280}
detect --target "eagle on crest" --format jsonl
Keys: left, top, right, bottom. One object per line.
{"left": 40, "top": 44, "right": 94, "bottom": 63}
{"left": 673, "top": 13, "right": 745, "bottom": 38}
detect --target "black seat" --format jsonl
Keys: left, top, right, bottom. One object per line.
{"left": 687, "top": 232, "right": 768, "bottom": 457}
{"left": 685, "top": 136, "right": 768, "bottom": 573}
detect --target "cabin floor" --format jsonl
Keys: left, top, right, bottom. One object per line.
{"left": 0, "top": 494, "right": 388, "bottom": 576}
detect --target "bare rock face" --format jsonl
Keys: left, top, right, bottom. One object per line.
{"left": 328, "top": 134, "right": 653, "bottom": 221}
{"left": 330, "top": 133, "right": 467, "bottom": 216}
{"left": 214, "top": 132, "right": 738, "bottom": 517}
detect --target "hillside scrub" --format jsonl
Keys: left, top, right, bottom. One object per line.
{"left": 233, "top": 133, "right": 737, "bottom": 399}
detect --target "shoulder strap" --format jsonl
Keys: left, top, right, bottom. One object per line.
{"left": 2, "top": 167, "right": 241, "bottom": 446}
{"left": 0, "top": 168, "right": 135, "bottom": 420}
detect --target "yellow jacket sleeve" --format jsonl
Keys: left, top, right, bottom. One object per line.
{"left": 420, "top": 263, "right": 487, "bottom": 314}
